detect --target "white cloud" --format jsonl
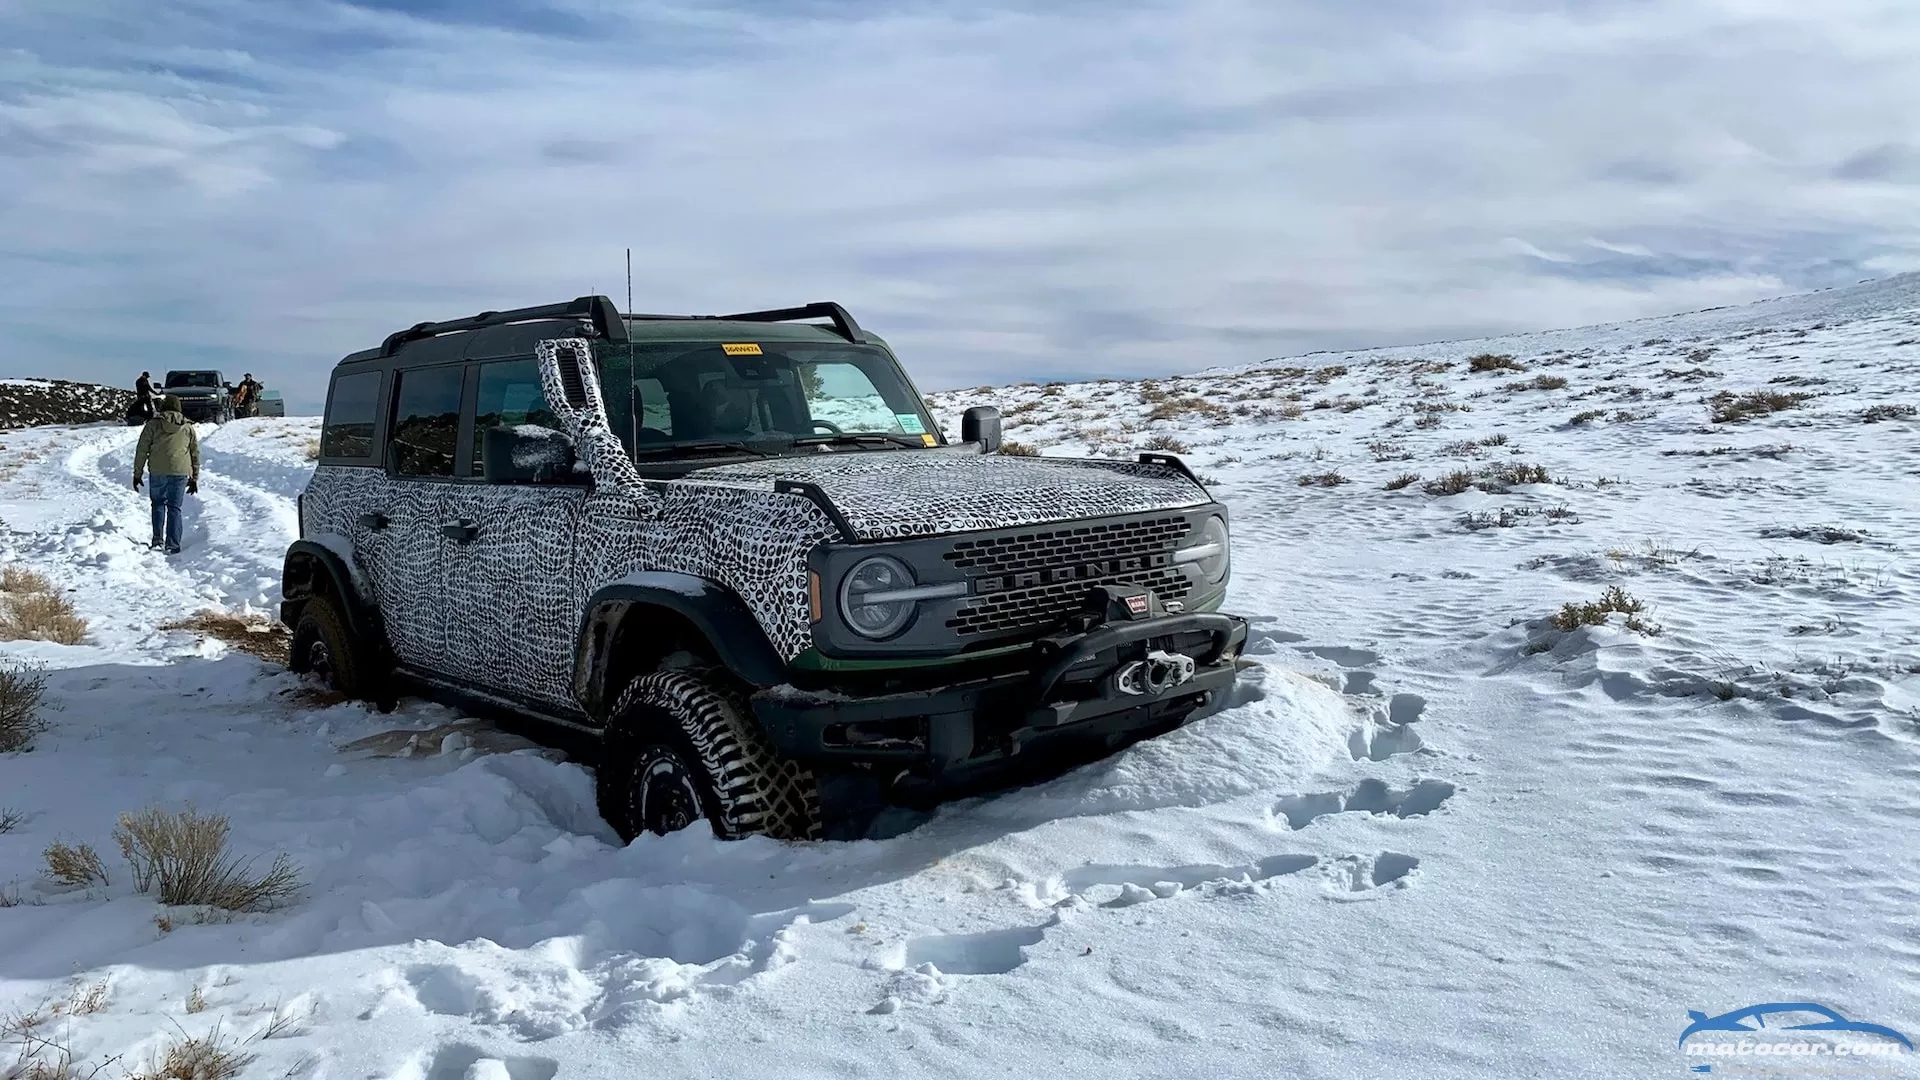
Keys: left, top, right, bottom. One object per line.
{"left": 2, "top": 0, "right": 1919, "bottom": 408}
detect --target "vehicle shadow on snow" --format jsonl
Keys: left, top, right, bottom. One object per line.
{"left": 0, "top": 649, "right": 1331, "bottom": 984}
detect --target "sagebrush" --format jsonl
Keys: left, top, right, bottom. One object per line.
{"left": 0, "top": 663, "right": 50, "bottom": 754}
{"left": 0, "top": 568, "right": 87, "bottom": 646}
{"left": 112, "top": 806, "right": 304, "bottom": 912}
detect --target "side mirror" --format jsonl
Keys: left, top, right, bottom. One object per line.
{"left": 482, "top": 425, "right": 582, "bottom": 484}
{"left": 961, "top": 406, "right": 1002, "bottom": 454}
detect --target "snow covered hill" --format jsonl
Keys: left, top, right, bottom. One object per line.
{"left": 3, "top": 278, "right": 1919, "bottom": 1079}
{"left": 0, "top": 378, "right": 133, "bottom": 430}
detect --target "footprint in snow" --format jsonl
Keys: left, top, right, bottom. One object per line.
{"left": 1323, "top": 852, "right": 1422, "bottom": 895}
{"left": 390, "top": 1044, "right": 557, "bottom": 1080}
{"left": 1273, "top": 777, "right": 1457, "bottom": 831}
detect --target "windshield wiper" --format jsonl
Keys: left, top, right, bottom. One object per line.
{"left": 791, "top": 432, "right": 926, "bottom": 450}
{"left": 631, "top": 440, "right": 772, "bottom": 459}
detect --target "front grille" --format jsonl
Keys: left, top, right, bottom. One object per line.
{"left": 942, "top": 515, "right": 1194, "bottom": 636}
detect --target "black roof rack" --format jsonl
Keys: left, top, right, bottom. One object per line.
{"left": 380, "top": 294, "right": 628, "bottom": 357}
{"left": 714, "top": 302, "right": 864, "bottom": 343}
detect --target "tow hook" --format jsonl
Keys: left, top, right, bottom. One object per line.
{"left": 1114, "top": 649, "right": 1198, "bottom": 696}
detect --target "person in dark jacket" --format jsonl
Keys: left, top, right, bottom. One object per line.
{"left": 231, "top": 373, "right": 262, "bottom": 417}
{"left": 134, "top": 371, "right": 156, "bottom": 422}
{"left": 132, "top": 395, "right": 201, "bottom": 554}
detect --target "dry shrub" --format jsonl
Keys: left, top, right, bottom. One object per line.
{"left": 1550, "top": 586, "right": 1656, "bottom": 633}
{"left": 1423, "top": 470, "right": 1475, "bottom": 496}
{"left": 0, "top": 663, "right": 50, "bottom": 754}
{"left": 302, "top": 438, "right": 321, "bottom": 461}
{"left": 1467, "top": 353, "right": 1525, "bottom": 373}
{"left": 1860, "top": 403, "right": 1916, "bottom": 423}
{"left": 112, "top": 806, "right": 303, "bottom": 912}
{"left": 127, "top": 1024, "right": 254, "bottom": 1080}
{"left": 995, "top": 441, "right": 1040, "bottom": 457}
{"left": 0, "top": 570, "right": 86, "bottom": 647}
{"left": 1569, "top": 409, "right": 1608, "bottom": 425}
{"left": 159, "top": 611, "right": 290, "bottom": 665}
{"left": 1384, "top": 473, "right": 1420, "bottom": 491}
{"left": 1295, "top": 472, "right": 1348, "bottom": 488}
{"left": 1709, "top": 390, "right": 1812, "bottom": 424}
{"left": 0, "top": 807, "right": 25, "bottom": 833}
{"left": 1146, "top": 397, "right": 1227, "bottom": 422}
{"left": 1140, "top": 433, "right": 1190, "bottom": 454}
{"left": 1489, "top": 462, "right": 1551, "bottom": 486}
{"left": 42, "top": 842, "right": 109, "bottom": 888}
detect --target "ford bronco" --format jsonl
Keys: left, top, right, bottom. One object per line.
{"left": 280, "top": 296, "right": 1246, "bottom": 841}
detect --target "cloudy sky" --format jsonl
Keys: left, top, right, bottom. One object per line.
{"left": 3, "top": 0, "right": 1918, "bottom": 411}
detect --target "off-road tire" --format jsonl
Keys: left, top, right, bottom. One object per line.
{"left": 289, "top": 591, "right": 390, "bottom": 707}
{"left": 598, "top": 669, "right": 821, "bottom": 843}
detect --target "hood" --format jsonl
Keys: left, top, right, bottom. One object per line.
{"left": 683, "top": 449, "right": 1211, "bottom": 540}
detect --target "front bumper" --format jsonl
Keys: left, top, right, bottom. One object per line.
{"left": 752, "top": 609, "right": 1248, "bottom": 795}
{"left": 174, "top": 396, "right": 224, "bottom": 421}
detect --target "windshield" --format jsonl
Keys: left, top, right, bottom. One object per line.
{"left": 164, "top": 372, "right": 220, "bottom": 388}
{"left": 599, "top": 340, "right": 940, "bottom": 455}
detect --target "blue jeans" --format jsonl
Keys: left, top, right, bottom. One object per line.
{"left": 149, "top": 474, "right": 188, "bottom": 551}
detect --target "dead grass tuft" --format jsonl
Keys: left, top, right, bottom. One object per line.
{"left": 1423, "top": 470, "right": 1476, "bottom": 496}
{"left": 126, "top": 1024, "right": 254, "bottom": 1080}
{"left": 113, "top": 806, "right": 304, "bottom": 912}
{"left": 1708, "top": 390, "right": 1813, "bottom": 424}
{"left": 1295, "top": 472, "right": 1349, "bottom": 488}
{"left": 1467, "top": 353, "right": 1525, "bottom": 373}
{"left": 995, "top": 441, "right": 1040, "bottom": 457}
{"left": 1860, "top": 403, "right": 1917, "bottom": 423}
{"left": 0, "top": 663, "right": 50, "bottom": 754}
{"left": 1549, "top": 586, "right": 1658, "bottom": 634}
{"left": 158, "top": 611, "right": 291, "bottom": 665}
{"left": 1383, "top": 473, "right": 1420, "bottom": 491}
{"left": 42, "top": 842, "right": 109, "bottom": 888}
{"left": 0, "top": 570, "right": 86, "bottom": 647}
{"left": 1139, "top": 433, "right": 1190, "bottom": 454}
{"left": 302, "top": 438, "right": 321, "bottom": 461}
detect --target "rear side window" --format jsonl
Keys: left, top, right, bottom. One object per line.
{"left": 390, "top": 366, "right": 465, "bottom": 477}
{"left": 470, "top": 359, "right": 564, "bottom": 475}
{"left": 320, "top": 371, "right": 382, "bottom": 460}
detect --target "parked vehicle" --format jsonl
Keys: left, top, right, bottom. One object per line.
{"left": 160, "top": 370, "right": 234, "bottom": 424}
{"left": 256, "top": 390, "right": 285, "bottom": 418}
{"left": 279, "top": 296, "right": 1246, "bottom": 841}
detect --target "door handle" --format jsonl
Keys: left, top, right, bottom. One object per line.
{"left": 440, "top": 522, "right": 479, "bottom": 545}
{"left": 358, "top": 512, "right": 389, "bottom": 531}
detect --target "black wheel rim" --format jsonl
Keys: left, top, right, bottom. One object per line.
{"left": 632, "top": 746, "right": 704, "bottom": 835}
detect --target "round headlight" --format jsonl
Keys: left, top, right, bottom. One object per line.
{"left": 1188, "top": 515, "right": 1230, "bottom": 585}
{"left": 839, "top": 556, "right": 917, "bottom": 639}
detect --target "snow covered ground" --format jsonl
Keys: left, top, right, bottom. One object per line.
{"left": 3, "top": 278, "right": 1919, "bottom": 1078}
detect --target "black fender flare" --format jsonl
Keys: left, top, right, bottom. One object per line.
{"left": 573, "top": 572, "right": 790, "bottom": 720}
{"left": 279, "top": 539, "right": 385, "bottom": 649}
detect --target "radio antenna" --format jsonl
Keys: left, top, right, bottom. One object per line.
{"left": 625, "top": 248, "right": 632, "bottom": 316}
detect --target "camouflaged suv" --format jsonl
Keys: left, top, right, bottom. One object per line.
{"left": 280, "top": 296, "right": 1247, "bottom": 841}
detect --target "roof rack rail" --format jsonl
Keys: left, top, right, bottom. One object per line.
{"left": 716, "top": 302, "right": 864, "bottom": 343}
{"left": 380, "top": 295, "right": 628, "bottom": 357}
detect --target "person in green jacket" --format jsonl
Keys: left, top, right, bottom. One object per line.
{"left": 132, "top": 395, "right": 201, "bottom": 555}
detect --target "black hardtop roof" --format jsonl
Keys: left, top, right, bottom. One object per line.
{"left": 337, "top": 296, "right": 879, "bottom": 368}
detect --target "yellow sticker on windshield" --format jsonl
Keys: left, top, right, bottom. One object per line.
{"left": 921, "top": 433, "right": 937, "bottom": 447}
{"left": 722, "top": 343, "right": 763, "bottom": 355}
